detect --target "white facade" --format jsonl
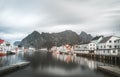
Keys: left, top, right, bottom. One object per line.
{"left": 115, "top": 39, "right": 120, "bottom": 49}
{"left": 51, "top": 45, "right": 74, "bottom": 53}
{"left": 74, "top": 36, "right": 103, "bottom": 54}
{"left": 74, "top": 44, "right": 88, "bottom": 54}
{"left": 51, "top": 46, "right": 57, "bottom": 51}
{"left": 88, "top": 43, "right": 96, "bottom": 50}
{"left": 87, "top": 36, "right": 103, "bottom": 54}
{"left": 96, "top": 36, "right": 120, "bottom": 55}
{"left": 74, "top": 44, "right": 88, "bottom": 51}
{"left": 98, "top": 36, "right": 120, "bottom": 49}
{"left": 0, "top": 41, "right": 12, "bottom": 53}
{"left": 0, "top": 42, "right": 7, "bottom": 53}
{"left": 74, "top": 36, "right": 120, "bottom": 56}
{"left": 57, "top": 46, "right": 66, "bottom": 52}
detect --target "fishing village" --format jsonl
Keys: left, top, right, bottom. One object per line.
{"left": 0, "top": 0, "right": 120, "bottom": 77}
{"left": 0, "top": 34, "right": 120, "bottom": 77}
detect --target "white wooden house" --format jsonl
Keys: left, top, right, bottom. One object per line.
{"left": 0, "top": 39, "right": 12, "bottom": 54}
{"left": 90, "top": 36, "right": 103, "bottom": 54}
{"left": 96, "top": 36, "right": 120, "bottom": 55}
{"left": 115, "top": 39, "right": 120, "bottom": 49}
{"left": 74, "top": 43, "right": 90, "bottom": 54}
{"left": 88, "top": 42, "right": 96, "bottom": 50}
{"left": 51, "top": 44, "right": 74, "bottom": 54}
{"left": 74, "top": 36, "right": 103, "bottom": 54}
{"left": 115, "top": 39, "right": 120, "bottom": 55}
{"left": 0, "top": 39, "right": 6, "bottom": 53}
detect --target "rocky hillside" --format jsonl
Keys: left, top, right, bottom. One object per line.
{"left": 79, "top": 31, "right": 93, "bottom": 43}
{"left": 21, "top": 30, "right": 93, "bottom": 49}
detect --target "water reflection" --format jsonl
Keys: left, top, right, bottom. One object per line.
{"left": 53, "top": 54, "right": 108, "bottom": 70}
{"left": 2, "top": 51, "right": 115, "bottom": 77}
{"left": 0, "top": 52, "right": 25, "bottom": 67}
{"left": 24, "top": 51, "right": 113, "bottom": 77}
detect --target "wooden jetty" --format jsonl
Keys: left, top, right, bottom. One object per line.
{"left": 97, "top": 66, "right": 120, "bottom": 77}
{"left": 76, "top": 52, "right": 120, "bottom": 64}
{"left": 0, "top": 62, "right": 30, "bottom": 75}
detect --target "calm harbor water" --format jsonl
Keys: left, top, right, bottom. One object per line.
{"left": 0, "top": 52, "right": 25, "bottom": 67}
{"left": 0, "top": 51, "right": 116, "bottom": 77}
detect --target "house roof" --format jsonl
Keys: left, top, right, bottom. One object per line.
{"left": 115, "top": 39, "right": 120, "bottom": 41}
{"left": 80, "top": 42, "right": 90, "bottom": 45}
{"left": 99, "top": 36, "right": 112, "bottom": 43}
{"left": 0, "top": 39, "right": 4, "bottom": 44}
{"left": 92, "top": 36, "right": 103, "bottom": 41}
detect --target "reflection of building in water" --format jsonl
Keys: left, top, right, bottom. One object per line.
{"left": 65, "top": 55, "right": 72, "bottom": 63}
{"left": 52, "top": 54, "right": 76, "bottom": 63}
{"left": 52, "top": 54, "right": 107, "bottom": 70}
{"left": 75, "top": 57, "right": 106, "bottom": 69}
{"left": 0, "top": 56, "right": 7, "bottom": 67}
{"left": 0, "top": 54, "right": 25, "bottom": 67}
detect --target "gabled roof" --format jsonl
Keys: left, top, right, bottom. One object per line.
{"left": 115, "top": 39, "right": 120, "bottom": 41}
{"left": 99, "top": 36, "right": 112, "bottom": 43}
{"left": 80, "top": 42, "right": 90, "bottom": 45}
{"left": 0, "top": 39, "right": 4, "bottom": 44}
{"left": 92, "top": 36, "right": 103, "bottom": 41}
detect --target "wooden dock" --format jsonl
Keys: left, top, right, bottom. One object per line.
{"left": 97, "top": 66, "right": 120, "bottom": 77}
{"left": 0, "top": 62, "right": 30, "bottom": 75}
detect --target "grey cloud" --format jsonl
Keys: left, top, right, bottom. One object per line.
{"left": 0, "top": 0, "right": 120, "bottom": 42}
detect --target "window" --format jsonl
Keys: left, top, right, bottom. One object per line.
{"left": 101, "top": 46, "right": 102, "bottom": 48}
{"left": 118, "top": 40, "right": 119, "bottom": 43}
{"left": 108, "top": 50, "right": 109, "bottom": 53}
{"left": 109, "top": 40, "right": 112, "bottom": 43}
{"left": 113, "top": 51, "right": 116, "bottom": 53}
{"left": 103, "top": 50, "right": 105, "bottom": 53}
{"left": 104, "top": 45, "right": 106, "bottom": 48}
{"left": 114, "top": 41, "right": 116, "bottom": 43}
{"left": 109, "top": 45, "right": 112, "bottom": 48}
{"left": 114, "top": 45, "right": 117, "bottom": 48}
{"left": 116, "top": 45, "right": 118, "bottom": 48}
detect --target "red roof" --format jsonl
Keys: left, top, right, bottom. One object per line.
{"left": 0, "top": 39, "right": 4, "bottom": 44}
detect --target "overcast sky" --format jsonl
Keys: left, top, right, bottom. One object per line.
{"left": 0, "top": 0, "right": 120, "bottom": 43}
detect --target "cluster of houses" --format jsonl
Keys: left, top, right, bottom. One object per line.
{"left": 74, "top": 35, "right": 120, "bottom": 56}
{"left": 51, "top": 35, "right": 120, "bottom": 56}
{"left": 0, "top": 38, "right": 36, "bottom": 56}
{"left": 0, "top": 39, "right": 13, "bottom": 55}
{"left": 51, "top": 44, "right": 74, "bottom": 54}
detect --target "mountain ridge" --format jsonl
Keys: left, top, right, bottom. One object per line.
{"left": 20, "top": 30, "right": 93, "bottom": 49}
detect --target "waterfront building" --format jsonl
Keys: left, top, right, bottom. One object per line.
{"left": 88, "top": 36, "right": 103, "bottom": 52}
{"left": 0, "top": 39, "right": 5, "bottom": 54}
{"left": 74, "top": 42, "right": 89, "bottom": 54}
{"left": 51, "top": 44, "right": 74, "bottom": 54}
{"left": 96, "top": 36, "right": 120, "bottom": 55}
{"left": 74, "top": 36, "right": 103, "bottom": 54}
{"left": 51, "top": 46, "right": 57, "bottom": 52}
{"left": 0, "top": 39, "right": 12, "bottom": 55}
{"left": 51, "top": 35, "right": 120, "bottom": 56}
{"left": 91, "top": 36, "right": 104, "bottom": 54}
